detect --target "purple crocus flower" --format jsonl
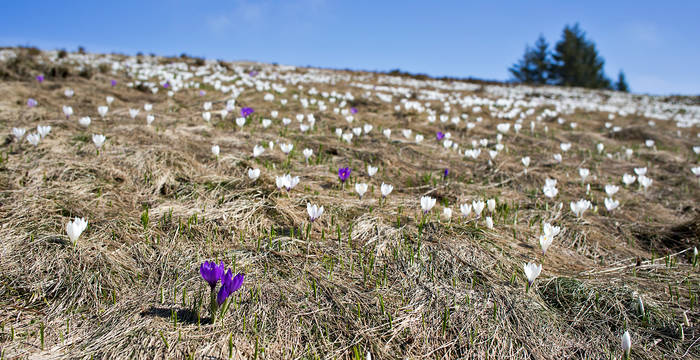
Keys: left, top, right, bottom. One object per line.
{"left": 199, "top": 90, "right": 206, "bottom": 96}
{"left": 443, "top": 168, "right": 449, "bottom": 179}
{"left": 217, "top": 270, "right": 245, "bottom": 305}
{"left": 36, "top": 75, "right": 44, "bottom": 83}
{"left": 163, "top": 82, "right": 170, "bottom": 89}
{"left": 241, "top": 107, "right": 254, "bottom": 118}
{"left": 199, "top": 260, "right": 225, "bottom": 288}
{"left": 436, "top": 131, "right": 445, "bottom": 140}
{"left": 249, "top": 70, "right": 258, "bottom": 77}
{"left": 338, "top": 167, "right": 351, "bottom": 183}
{"left": 350, "top": 107, "right": 358, "bottom": 114}
{"left": 110, "top": 79, "right": 117, "bottom": 87}
{"left": 27, "top": 98, "right": 37, "bottom": 107}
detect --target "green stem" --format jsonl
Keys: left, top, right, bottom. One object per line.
{"left": 210, "top": 285, "right": 218, "bottom": 324}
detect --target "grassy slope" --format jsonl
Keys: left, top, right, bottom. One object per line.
{"left": 0, "top": 48, "right": 699, "bottom": 359}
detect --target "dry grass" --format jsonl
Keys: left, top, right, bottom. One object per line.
{"left": 0, "top": 48, "right": 699, "bottom": 359}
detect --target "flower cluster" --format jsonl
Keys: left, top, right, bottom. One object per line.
{"left": 199, "top": 261, "right": 244, "bottom": 323}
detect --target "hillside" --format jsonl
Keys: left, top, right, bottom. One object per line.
{"left": 0, "top": 47, "right": 699, "bottom": 359}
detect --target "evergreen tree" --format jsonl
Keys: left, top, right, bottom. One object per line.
{"left": 509, "top": 35, "right": 550, "bottom": 84}
{"left": 550, "top": 24, "right": 611, "bottom": 89}
{"left": 615, "top": 71, "right": 630, "bottom": 92}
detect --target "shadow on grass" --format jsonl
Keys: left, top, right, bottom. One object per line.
{"left": 141, "top": 306, "right": 208, "bottom": 325}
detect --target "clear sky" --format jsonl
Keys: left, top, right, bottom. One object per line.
{"left": 2, "top": 1, "right": 699, "bottom": 95}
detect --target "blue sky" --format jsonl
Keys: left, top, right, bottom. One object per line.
{"left": 2, "top": 1, "right": 699, "bottom": 95}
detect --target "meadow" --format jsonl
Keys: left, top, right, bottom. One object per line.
{"left": 0, "top": 47, "right": 699, "bottom": 359}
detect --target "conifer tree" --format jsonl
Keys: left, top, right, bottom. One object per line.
{"left": 509, "top": 35, "right": 550, "bottom": 85}
{"left": 615, "top": 71, "right": 630, "bottom": 92}
{"left": 550, "top": 24, "right": 611, "bottom": 89}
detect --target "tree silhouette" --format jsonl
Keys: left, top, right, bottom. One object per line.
{"left": 509, "top": 35, "right": 551, "bottom": 85}
{"left": 615, "top": 71, "right": 630, "bottom": 92}
{"left": 550, "top": 24, "right": 611, "bottom": 89}
{"left": 510, "top": 24, "right": 629, "bottom": 91}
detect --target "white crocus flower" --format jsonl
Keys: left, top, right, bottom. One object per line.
{"left": 485, "top": 216, "right": 494, "bottom": 229}
{"left": 604, "top": 197, "right": 619, "bottom": 211}
{"left": 262, "top": 119, "right": 272, "bottom": 128}
{"left": 92, "top": 134, "right": 106, "bottom": 149}
{"left": 521, "top": 156, "right": 530, "bottom": 173}
{"left": 79, "top": 116, "right": 91, "bottom": 127}
{"left": 367, "top": 165, "right": 378, "bottom": 177}
{"left": 383, "top": 129, "right": 391, "bottom": 139}
{"left": 129, "top": 108, "right": 139, "bottom": 119}
{"left": 248, "top": 168, "right": 260, "bottom": 181}
{"left": 578, "top": 168, "right": 590, "bottom": 182}
{"left": 460, "top": 203, "right": 472, "bottom": 217}
{"left": 377, "top": 183, "right": 392, "bottom": 199}
{"left": 106, "top": 96, "right": 114, "bottom": 105}
{"left": 211, "top": 145, "right": 220, "bottom": 157}
{"left": 539, "top": 223, "right": 556, "bottom": 255}
{"left": 66, "top": 217, "right": 88, "bottom": 244}
{"left": 570, "top": 199, "right": 592, "bottom": 217}
{"left": 638, "top": 175, "right": 652, "bottom": 191}
{"left": 26, "top": 133, "right": 41, "bottom": 146}
{"left": 37, "top": 125, "right": 51, "bottom": 138}
{"left": 253, "top": 145, "right": 265, "bottom": 157}
{"left": 280, "top": 143, "right": 293, "bottom": 155}
{"left": 64, "top": 89, "right": 74, "bottom": 98}
{"left": 605, "top": 184, "right": 619, "bottom": 196}
{"left": 622, "top": 174, "right": 636, "bottom": 186}
{"left": 420, "top": 196, "right": 436, "bottom": 214}
{"left": 553, "top": 153, "right": 562, "bottom": 163}
{"left": 276, "top": 175, "right": 290, "bottom": 190}
{"left": 472, "top": 200, "right": 485, "bottom": 217}
{"left": 303, "top": 148, "right": 313, "bottom": 162}
{"left": 286, "top": 175, "right": 300, "bottom": 191}
{"left": 634, "top": 167, "right": 647, "bottom": 176}
{"left": 543, "top": 179, "right": 558, "bottom": 199}
{"left": 355, "top": 183, "right": 368, "bottom": 199}
{"left": 307, "top": 203, "right": 324, "bottom": 222}
{"left": 487, "top": 199, "right": 496, "bottom": 213}
{"left": 560, "top": 143, "right": 571, "bottom": 152}
{"left": 691, "top": 166, "right": 700, "bottom": 177}
{"left": 621, "top": 331, "right": 631, "bottom": 358}
{"left": 98, "top": 106, "right": 108, "bottom": 118}
{"left": 146, "top": 114, "right": 155, "bottom": 126}
{"left": 523, "top": 262, "right": 542, "bottom": 291}
{"left": 12, "top": 127, "right": 26, "bottom": 141}
{"left": 63, "top": 106, "right": 73, "bottom": 118}
{"left": 144, "top": 103, "right": 153, "bottom": 112}
{"left": 342, "top": 133, "right": 354, "bottom": 143}
{"left": 443, "top": 208, "right": 453, "bottom": 221}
